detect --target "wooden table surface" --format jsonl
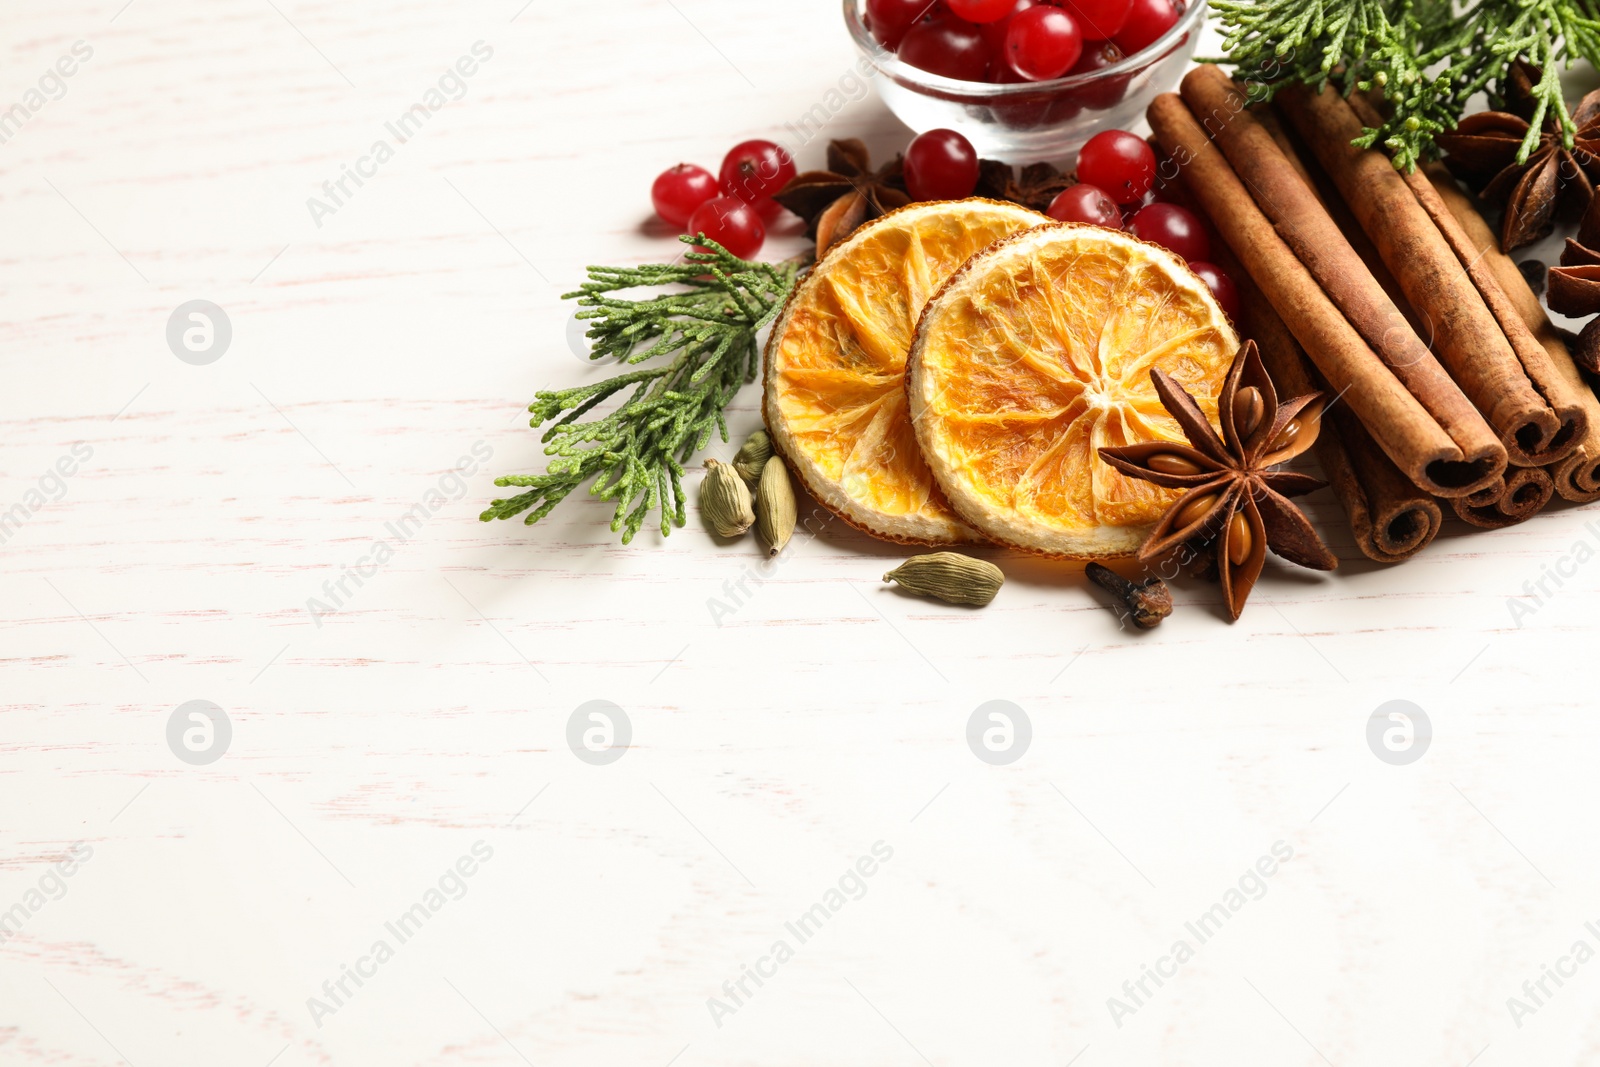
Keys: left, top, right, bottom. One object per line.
{"left": 4, "top": 2, "right": 1600, "bottom": 1065}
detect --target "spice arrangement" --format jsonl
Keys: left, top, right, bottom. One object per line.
{"left": 483, "top": 6, "right": 1600, "bottom": 628}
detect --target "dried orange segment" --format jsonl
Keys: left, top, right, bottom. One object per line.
{"left": 908, "top": 224, "right": 1238, "bottom": 558}
{"left": 764, "top": 199, "right": 1051, "bottom": 544}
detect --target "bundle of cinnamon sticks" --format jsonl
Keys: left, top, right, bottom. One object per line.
{"left": 1147, "top": 68, "right": 1600, "bottom": 561}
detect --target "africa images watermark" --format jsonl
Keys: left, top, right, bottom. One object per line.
{"left": 1505, "top": 918, "right": 1600, "bottom": 1028}
{"left": 307, "top": 41, "right": 494, "bottom": 228}
{"left": 0, "top": 841, "right": 94, "bottom": 947}
{"left": 0, "top": 442, "right": 93, "bottom": 546}
{"left": 1505, "top": 517, "right": 1600, "bottom": 628}
{"left": 1107, "top": 840, "right": 1295, "bottom": 1027}
{"left": 776, "top": 55, "right": 878, "bottom": 158}
{"left": 0, "top": 40, "right": 94, "bottom": 146}
{"left": 304, "top": 441, "right": 492, "bottom": 626}
{"left": 705, "top": 502, "right": 834, "bottom": 626}
{"left": 307, "top": 840, "right": 495, "bottom": 1027}
{"left": 706, "top": 840, "right": 895, "bottom": 1028}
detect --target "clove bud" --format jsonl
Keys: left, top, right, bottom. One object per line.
{"left": 1085, "top": 563, "right": 1173, "bottom": 630}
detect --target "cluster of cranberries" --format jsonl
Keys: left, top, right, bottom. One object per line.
{"left": 1044, "top": 129, "right": 1238, "bottom": 318}
{"left": 649, "top": 124, "right": 1236, "bottom": 320}
{"left": 867, "top": 0, "right": 1182, "bottom": 83}
{"left": 650, "top": 139, "right": 798, "bottom": 260}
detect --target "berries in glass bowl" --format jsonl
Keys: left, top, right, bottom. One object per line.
{"left": 1003, "top": 5, "right": 1083, "bottom": 81}
{"left": 847, "top": 0, "right": 1205, "bottom": 160}
{"left": 860, "top": 0, "right": 1190, "bottom": 86}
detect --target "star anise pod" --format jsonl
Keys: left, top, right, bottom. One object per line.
{"left": 973, "top": 158, "right": 1073, "bottom": 212}
{"left": 1097, "top": 341, "right": 1337, "bottom": 620}
{"left": 1437, "top": 62, "right": 1600, "bottom": 251}
{"left": 1549, "top": 195, "right": 1600, "bottom": 370}
{"left": 772, "top": 138, "right": 910, "bottom": 259}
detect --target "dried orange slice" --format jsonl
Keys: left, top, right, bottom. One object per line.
{"left": 764, "top": 199, "right": 1050, "bottom": 544}
{"left": 907, "top": 223, "right": 1239, "bottom": 558}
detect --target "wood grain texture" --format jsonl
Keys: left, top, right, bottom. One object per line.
{"left": 4, "top": 2, "right": 1600, "bottom": 1066}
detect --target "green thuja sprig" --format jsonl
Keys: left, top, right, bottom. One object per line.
{"left": 480, "top": 238, "right": 798, "bottom": 544}
{"left": 1211, "top": 0, "right": 1600, "bottom": 170}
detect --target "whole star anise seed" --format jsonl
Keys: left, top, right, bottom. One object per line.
{"left": 973, "top": 158, "right": 1074, "bottom": 212}
{"left": 1438, "top": 63, "right": 1600, "bottom": 251}
{"left": 1550, "top": 195, "right": 1600, "bottom": 370}
{"left": 1097, "top": 341, "right": 1337, "bottom": 620}
{"left": 772, "top": 138, "right": 911, "bottom": 258}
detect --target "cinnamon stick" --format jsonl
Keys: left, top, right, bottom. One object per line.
{"left": 1182, "top": 68, "right": 1505, "bottom": 495}
{"left": 1256, "top": 103, "right": 1431, "bottom": 341}
{"left": 1346, "top": 94, "right": 1588, "bottom": 469}
{"left": 1423, "top": 164, "right": 1600, "bottom": 504}
{"left": 1449, "top": 467, "right": 1555, "bottom": 529}
{"left": 1145, "top": 92, "right": 1504, "bottom": 498}
{"left": 1226, "top": 249, "right": 1442, "bottom": 562}
{"left": 1279, "top": 83, "right": 1580, "bottom": 468}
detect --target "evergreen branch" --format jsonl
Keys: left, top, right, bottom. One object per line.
{"left": 1211, "top": 0, "right": 1600, "bottom": 169}
{"left": 480, "top": 238, "right": 798, "bottom": 544}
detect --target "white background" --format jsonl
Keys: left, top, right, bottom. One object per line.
{"left": 3, "top": 2, "right": 1600, "bottom": 1065}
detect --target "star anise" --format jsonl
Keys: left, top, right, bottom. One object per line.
{"left": 1437, "top": 62, "right": 1600, "bottom": 251}
{"left": 772, "top": 138, "right": 910, "bottom": 259}
{"left": 1097, "top": 341, "right": 1337, "bottom": 620}
{"left": 1549, "top": 195, "right": 1600, "bottom": 370}
{"left": 973, "top": 158, "right": 1073, "bottom": 212}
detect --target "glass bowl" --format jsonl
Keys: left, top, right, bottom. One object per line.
{"left": 843, "top": 0, "right": 1207, "bottom": 162}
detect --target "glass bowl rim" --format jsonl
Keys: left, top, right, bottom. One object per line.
{"left": 842, "top": 0, "right": 1209, "bottom": 97}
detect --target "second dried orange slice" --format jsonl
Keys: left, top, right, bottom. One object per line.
{"left": 764, "top": 199, "right": 1050, "bottom": 544}
{"left": 907, "top": 223, "right": 1239, "bottom": 558}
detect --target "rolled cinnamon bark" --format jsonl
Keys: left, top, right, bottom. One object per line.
{"left": 1256, "top": 103, "right": 1432, "bottom": 340}
{"left": 1146, "top": 92, "right": 1504, "bottom": 497}
{"left": 1344, "top": 94, "right": 1588, "bottom": 473}
{"left": 1181, "top": 68, "right": 1497, "bottom": 476}
{"left": 1226, "top": 249, "right": 1442, "bottom": 562}
{"left": 1422, "top": 164, "right": 1600, "bottom": 502}
{"left": 1279, "top": 83, "right": 1579, "bottom": 467}
{"left": 1450, "top": 467, "right": 1555, "bottom": 528}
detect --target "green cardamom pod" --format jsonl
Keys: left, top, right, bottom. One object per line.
{"left": 733, "top": 429, "right": 773, "bottom": 488}
{"left": 883, "top": 552, "right": 1004, "bottom": 607}
{"left": 700, "top": 459, "right": 755, "bottom": 538}
{"left": 755, "top": 456, "right": 797, "bottom": 557}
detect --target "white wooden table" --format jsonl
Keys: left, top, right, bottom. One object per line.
{"left": 4, "top": 2, "right": 1599, "bottom": 1064}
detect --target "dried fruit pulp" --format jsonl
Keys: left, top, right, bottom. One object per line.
{"left": 764, "top": 199, "right": 1050, "bottom": 544}
{"left": 907, "top": 223, "right": 1237, "bottom": 558}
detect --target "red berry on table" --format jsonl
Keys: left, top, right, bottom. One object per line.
{"left": 688, "top": 196, "right": 766, "bottom": 260}
{"left": 719, "top": 140, "right": 796, "bottom": 218}
{"left": 1188, "top": 261, "right": 1239, "bottom": 319}
{"left": 651, "top": 164, "right": 720, "bottom": 228}
{"left": 948, "top": 0, "right": 1018, "bottom": 22}
{"left": 900, "top": 14, "right": 992, "bottom": 81}
{"left": 1112, "top": 0, "right": 1181, "bottom": 56}
{"left": 1046, "top": 184, "right": 1124, "bottom": 229}
{"left": 867, "top": 0, "right": 936, "bottom": 50}
{"left": 904, "top": 128, "right": 980, "bottom": 201}
{"left": 1004, "top": 5, "right": 1083, "bottom": 80}
{"left": 1057, "top": 0, "right": 1134, "bottom": 40}
{"left": 1076, "top": 129, "right": 1156, "bottom": 204}
{"left": 1129, "top": 203, "right": 1211, "bottom": 261}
